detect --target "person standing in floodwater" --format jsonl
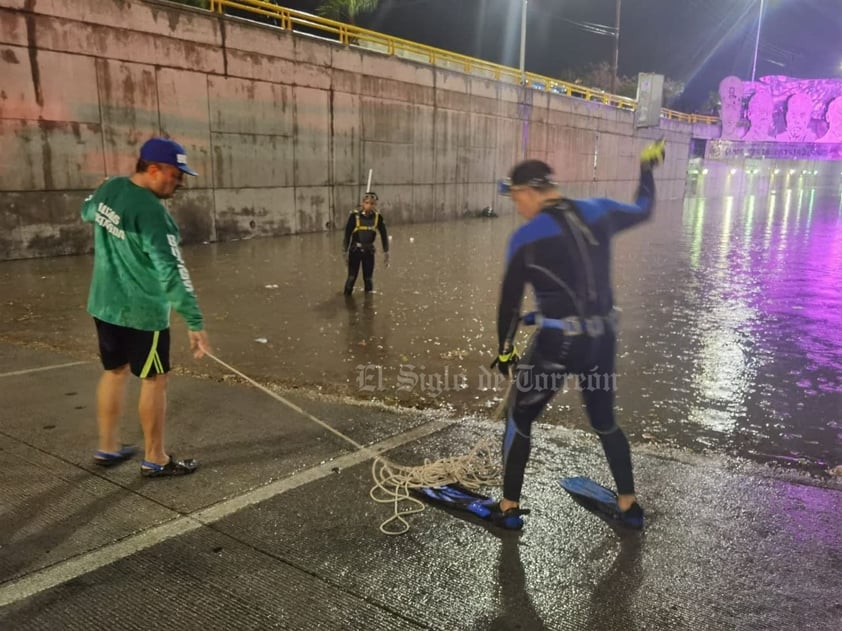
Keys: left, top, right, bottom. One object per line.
{"left": 342, "top": 191, "right": 390, "bottom": 295}
{"left": 489, "top": 139, "right": 666, "bottom": 530}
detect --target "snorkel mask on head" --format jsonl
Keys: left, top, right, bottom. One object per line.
{"left": 497, "top": 174, "right": 556, "bottom": 197}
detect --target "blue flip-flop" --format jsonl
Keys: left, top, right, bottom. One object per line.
{"left": 94, "top": 445, "right": 138, "bottom": 468}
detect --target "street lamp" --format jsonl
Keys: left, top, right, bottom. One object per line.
{"left": 610, "top": 0, "right": 621, "bottom": 94}
{"left": 518, "top": 1, "right": 622, "bottom": 91}
{"left": 518, "top": 0, "right": 529, "bottom": 160}
{"left": 751, "top": 0, "right": 766, "bottom": 82}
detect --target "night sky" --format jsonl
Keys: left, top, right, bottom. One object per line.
{"left": 274, "top": 0, "right": 841, "bottom": 110}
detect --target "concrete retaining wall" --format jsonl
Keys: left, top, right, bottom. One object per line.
{"left": 0, "top": 0, "right": 714, "bottom": 260}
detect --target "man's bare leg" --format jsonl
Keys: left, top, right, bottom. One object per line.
{"left": 139, "top": 373, "right": 168, "bottom": 465}
{"left": 96, "top": 365, "right": 130, "bottom": 453}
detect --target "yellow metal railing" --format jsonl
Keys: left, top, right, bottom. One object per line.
{"left": 207, "top": 0, "right": 718, "bottom": 125}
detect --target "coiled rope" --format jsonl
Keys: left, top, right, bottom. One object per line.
{"left": 205, "top": 351, "right": 509, "bottom": 535}
{"left": 368, "top": 434, "right": 502, "bottom": 535}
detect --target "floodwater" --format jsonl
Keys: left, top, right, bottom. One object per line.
{"left": 2, "top": 176, "right": 841, "bottom": 473}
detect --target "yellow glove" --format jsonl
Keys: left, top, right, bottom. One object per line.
{"left": 491, "top": 346, "right": 520, "bottom": 376}
{"left": 640, "top": 138, "right": 665, "bottom": 169}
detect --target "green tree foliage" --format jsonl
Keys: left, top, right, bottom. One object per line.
{"left": 696, "top": 90, "right": 720, "bottom": 116}
{"left": 559, "top": 61, "right": 631, "bottom": 96}
{"left": 662, "top": 77, "right": 686, "bottom": 103}
{"left": 316, "top": 0, "right": 379, "bottom": 25}
{"left": 560, "top": 61, "right": 685, "bottom": 103}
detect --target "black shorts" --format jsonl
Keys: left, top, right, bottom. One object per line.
{"left": 94, "top": 318, "right": 171, "bottom": 378}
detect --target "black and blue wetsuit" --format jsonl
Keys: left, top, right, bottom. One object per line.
{"left": 498, "top": 168, "right": 655, "bottom": 503}
{"left": 343, "top": 209, "right": 389, "bottom": 294}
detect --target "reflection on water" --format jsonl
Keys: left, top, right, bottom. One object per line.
{"left": 0, "top": 175, "right": 840, "bottom": 471}
{"left": 659, "top": 176, "right": 842, "bottom": 470}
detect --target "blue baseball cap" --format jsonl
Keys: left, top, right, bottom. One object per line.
{"left": 139, "top": 137, "right": 198, "bottom": 176}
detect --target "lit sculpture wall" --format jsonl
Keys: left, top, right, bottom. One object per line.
{"left": 710, "top": 75, "right": 842, "bottom": 160}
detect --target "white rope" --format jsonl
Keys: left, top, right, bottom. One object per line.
{"left": 369, "top": 381, "right": 512, "bottom": 535}
{"left": 204, "top": 351, "right": 510, "bottom": 536}
{"left": 205, "top": 351, "right": 367, "bottom": 451}
{"left": 368, "top": 435, "right": 502, "bottom": 535}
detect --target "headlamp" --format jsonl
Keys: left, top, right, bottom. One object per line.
{"left": 498, "top": 176, "right": 557, "bottom": 196}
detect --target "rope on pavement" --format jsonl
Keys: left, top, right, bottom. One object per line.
{"left": 369, "top": 435, "right": 501, "bottom": 535}
{"left": 204, "top": 351, "right": 508, "bottom": 535}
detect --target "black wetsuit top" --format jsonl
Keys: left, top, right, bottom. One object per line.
{"left": 497, "top": 168, "right": 655, "bottom": 352}
{"left": 343, "top": 210, "right": 389, "bottom": 252}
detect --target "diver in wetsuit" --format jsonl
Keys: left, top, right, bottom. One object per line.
{"left": 490, "top": 140, "right": 666, "bottom": 529}
{"left": 342, "top": 191, "right": 390, "bottom": 295}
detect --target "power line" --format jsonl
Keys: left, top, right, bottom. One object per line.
{"left": 557, "top": 16, "right": 616, "bottom": 38}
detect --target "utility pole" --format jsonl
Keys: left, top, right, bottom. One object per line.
{"left": 519, "top": 0, "right": 527, "bottom": 85}
{"left": 751, "top": 0, "right": 765, "bottom": 82}
{"left": 517, "top": 0, "right": 531, "bottom": 160}
{"left": 518, "top": 0, "right": 530, "bottom": 159}
{"left": 610, "top": 0, "right": 621, "bottom": 94}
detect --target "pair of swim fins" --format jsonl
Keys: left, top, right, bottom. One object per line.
{"left": 414, "top": 477, "right": 644, "bottom": 531}
{"left": 410, "top": 484, "right": 530, "bottom": 530}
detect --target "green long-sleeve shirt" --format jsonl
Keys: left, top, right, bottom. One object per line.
{"left": 81, "top": 177, "right": 203, "bottom": 332}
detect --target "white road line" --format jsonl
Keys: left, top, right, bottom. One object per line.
{"left": 0, "top": 361, "right": 89, "bottom": 378}
{"left": 0, "top": 419, "right": 449, "bottom": 608}
{"left": 193, "top": 419, "right": 449, "bottom": 523}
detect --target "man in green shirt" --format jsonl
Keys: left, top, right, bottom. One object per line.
{"left": 82, "top": 137, "right": 210, "bottom": 477}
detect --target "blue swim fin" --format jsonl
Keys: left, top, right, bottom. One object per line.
{"left": 559, "top": 476, "right": 644, "bottom": 530}
{"left": 422, "top": 483, "right": 489, "bottom": 506}
{"left": 412, "top": 484, "right": 529, "bottom": 530}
